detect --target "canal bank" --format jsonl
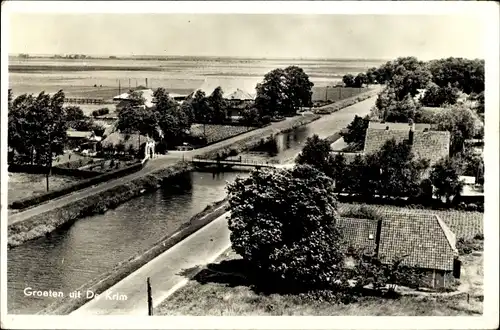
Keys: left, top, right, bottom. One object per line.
{"left": 8, "top": 94, "right": 379, "bottom": 314}
{"left": 7, "top": 115, "right": 323, "bottom": 248}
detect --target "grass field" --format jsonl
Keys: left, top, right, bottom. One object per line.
{"left": 7, "top": 173, "right": 79, "bottom": 204}
{"left": 155, "top": 248, "right": 483, "bottom": 316}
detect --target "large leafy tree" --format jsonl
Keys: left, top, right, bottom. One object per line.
{"left": 153, "top": 88, "right": 191, "bottom": 148}
{"left": 340, "top": 115, "right": 370, "bottom": 147}
{"left": 434, "top": 104, "right": 477, "bottom": 154}
{"left": 295, "top": 134, "right": 333, "bottom": 177}
{"left": 191, "top": 90, "right": 212, "bottom": 123}
{"left": 430, "top": 157, "right": 464, "bottom": 204}
{"left": 255, "top": 66, "right": 314, "bottom": 117}
{"left": 419, "top": 82, "right": 460, "bottom": 107}
{"left": 342, "top": 74, "right": 356, "bottom": 87}
{"left": 428, "top": 57, "right": 484, "bottom": 94}
{"left": 8, "top": 91, "right": 67, "bottom": 167}
{"left": 376, "top": 88, "right": 419, "bottom": 123}
{"left": 208, "top": 86, "right": 228, "bottom": 124}
{"left": 376, "top": 139, "right": 429, "bottom": 198}
{"left": 227, "top": 165, "right": 346, "bottom": 290}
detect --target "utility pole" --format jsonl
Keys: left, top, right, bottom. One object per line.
{"left": 147, "top": 277, "right": 153, "bottom": 316}
{"left": 46, "top": 130, "right": 52, "bottom": 192}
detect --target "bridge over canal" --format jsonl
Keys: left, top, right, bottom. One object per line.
{"left": 191, "top": 157, "right": 294, "bottom": 170}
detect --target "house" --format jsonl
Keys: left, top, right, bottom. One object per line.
{"left": 337, "top": 211, "right": 460, "bottom": 289}
{"left": 363, "top": 121, "right": 451, "bottom": 169}
{"left": 66, "top": 129, "right": 101, "bottom": 151}
{"left": 457, "top": 175, "right": 484, "bottom": 204}
{"left": 100, "top": 131, "right": 152, "bottom": 153}
{"left": 113, "top": 88, "right": 155, "bottom": 111}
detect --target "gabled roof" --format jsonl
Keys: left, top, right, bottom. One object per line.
{"left": 113, "top": 89, "right": 155, "bottom": 108}
{"left": 192, "top": 79, "right": 257, "bottom": 100}
{"left": 363, "top": 125, "right": 450, "bottom": 166}
{"left": 100, "top": 131, "right": 151, "bottom": 151}
{"left": 368, "top": 122, "right": 431, "bottom": 131}
{"left": 337, "top": 212, "right": 458, "bottom": 271}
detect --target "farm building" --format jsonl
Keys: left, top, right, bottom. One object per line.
{"left": 100, "top": 131, "right": 152, "bottom": 153}
{"left": 337, "top": 212, "right": 461, "bottom": 289}
{"left": 363, "top": 121, "right": 450, "bottom": 168}
{"left": 113, "top": 88, "right": 155, "bottom": 110}
{"left": 66, "top": 129, "right": 101, "bottom": 150}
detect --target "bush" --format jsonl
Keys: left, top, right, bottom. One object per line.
{"left": 227, "top": 165, "right": 347, "bottom": 291}
{"left": 91, "top": 108, "right": 110, "bottom": 117}
{"left": 340, "top": 206, "right": 382, "bottom": 221}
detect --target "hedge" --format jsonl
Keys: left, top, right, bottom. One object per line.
{"left": 9, "top": 160, "right": 145, "bottom": 210}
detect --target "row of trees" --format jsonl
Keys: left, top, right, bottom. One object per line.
{"left": 342, "top": 73, "right": 368, "bottom": 88}
{"left": 296, "top": 135, "right": 467, "bottom": 204}
{"left": 116, "top": 88, "right": 193, "bottom": 150}
{"left": 8, "top": 90, "right": 107, "bottom": 165}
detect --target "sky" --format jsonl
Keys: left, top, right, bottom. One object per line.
{"left": 9, "top": 14, "right": 486, "bottom": 60}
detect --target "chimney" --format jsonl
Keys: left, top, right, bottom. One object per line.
{"left": 374, "top": 219, "right": 383, "bottom": 257}
{"left": 145, "top": 78, "right": 148, "bottom": 88}
{"left": 408, "top": 121, "right": 415, "bottom": 145}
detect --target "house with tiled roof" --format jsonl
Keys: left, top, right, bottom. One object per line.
{"left": 337, "top": 212, "right": 460, "bottom": 289}
{"left": 363, "top": 121, "right": 451, "bottom": 170}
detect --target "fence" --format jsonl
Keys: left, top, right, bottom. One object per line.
{"left": 65, "top": 98, "right": 105, "bottom": 105}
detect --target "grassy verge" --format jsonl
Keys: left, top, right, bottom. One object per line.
{"left": 154, "top": 249, "right": 482, "bottom": 316}
{"left": 314, "top": 89, "right": 379, "bottom": 115}
{"left": 39, "top": 198, "right": 229, "bottom": 315}
{"left": 7, "top": 163, "right": 191, "bottom": 248}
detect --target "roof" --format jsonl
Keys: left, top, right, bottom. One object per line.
{"left": 113, "top": 89, "right": 155, "bottom": 108}
{"left": 368, "top": 122, "right": 431, "bottom": 131}
{"left": 337, "top": 212, "right": 458, "bottom": 271}
{"left": 459, "top": 176, "right": 476, "bottom": 185}
{"left": 100, "top": 131, "right": 151, "bottom": 151}
{"left": 66, "top": 130, "right": 94, "bottom": 139}
{"left": 363, "top": 126, "right": 450, "bottom": 166}
{"left": 192, "top": 79, "right": 257, "bottom": 100}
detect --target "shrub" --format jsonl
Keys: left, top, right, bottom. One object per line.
{"left": 227, "top": 165, "right": 347, "bottom": 291}
{"left": 340, "top": 206, "right": 382, "bottom": 221}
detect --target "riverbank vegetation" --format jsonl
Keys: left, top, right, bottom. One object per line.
{"left": 39, "top": 197, "right": 228, "bottom": 315}
{"left": 7, "top": 162, "right": 191, "bottom": 248}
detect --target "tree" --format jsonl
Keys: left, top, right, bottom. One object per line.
{"left": 378, "top": 57, "right": 432, "bottom": 98}
{"left": 376, "top": 139, "right": 429, "bottom": 198}
{"left": 255, "top": 66, "right": 314, "bottom": 117}
{"left": 375, "top": 87, "right": 419, "bottom": 123}
{"left": 153, "top": 88, "right": 192, "bottom": 149}
{"left": 330, "top": 153, "right": 347, "bottom": 193}
{"left": 227, "top": 165, "right": 346, "bottom": 290}
{"left": 419, "top": 82, "right": 459, "bottom": 107}
{"left": 343, "top": 74, "right": 356, "bottom": 87}
{"left": 191, "top": 90, "right": 212, "bottom": 123}
{"left": 428, "top": 57, "right": 484, "bottom": 94}
{"left": 343, "top": 154, "right": 365, "bottom": 196}
{"left": 340, "top": 115, "right": 370, "bottom": 148}
{"left": 117, "top": 104, "right": 157, "bottom": 138}
{"left": 354, "top": 73, "right": 367, "bottom": 88}
{"left": 8, "top": 91, "right": 67, "bottom": 175}
{"left": 295, "top": 135, "right": 333, "bottom": 177}
{"left": 65, "top": 106, "right": 85, "bottom": 122}
{"left": 208, "top": 86, "right": 228, "bottom": 123}
{"left": 434, "top": 104, "right": 477, "bottom": 154}
{"left": 430, "top": 157, "right": 463, "bottom": 204}
{"left": 240, "top": 107, "right": 260, "bottom": 127}
{"left": 365, "top": 67, "right": 378, "bottom": 85}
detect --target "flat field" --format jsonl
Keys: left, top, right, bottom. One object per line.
{"left": 7, "top": 173, "right": 79, "bottom": 204}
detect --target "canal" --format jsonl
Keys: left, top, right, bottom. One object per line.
{"left": 7, "top": 96, "right": 375, "bottom": 314}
